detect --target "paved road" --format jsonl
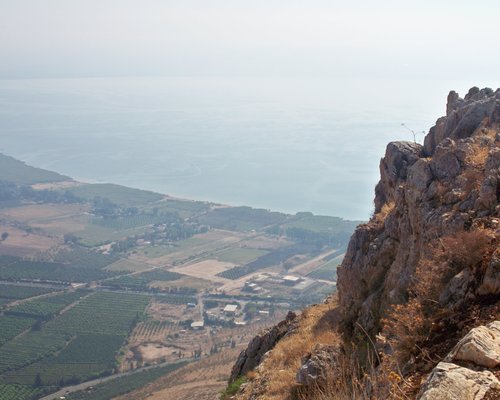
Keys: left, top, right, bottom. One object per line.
{"left": 39, "top": 358, "right": 192, "bottom": 400}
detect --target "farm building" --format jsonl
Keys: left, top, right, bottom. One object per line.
{"left": 223, "top": 304, "right": 238, "bottom": 315}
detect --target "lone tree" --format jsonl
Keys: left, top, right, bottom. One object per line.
{"left": 34, "top": 372, "right": 42, "bottom": 387}
{"left": 1, "top": 232, "right": 8, "bottom": 241}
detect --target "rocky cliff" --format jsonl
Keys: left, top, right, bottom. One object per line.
{"left": 227, "top": 87, "right": 500, "bottom": 400}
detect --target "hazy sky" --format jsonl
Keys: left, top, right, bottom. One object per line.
{"left": 1, "top": 0, "right": 500, "bottom": 79}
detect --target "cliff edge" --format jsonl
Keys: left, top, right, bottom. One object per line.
{"left": 227, "top": 87, "right": 500, "bottom": 400}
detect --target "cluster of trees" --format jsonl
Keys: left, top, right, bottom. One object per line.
{"left": 0, "top": 180, "right": 82, "bottom": 205}
{"left": 266, "top": 225, "right": 351, "bottom": 248}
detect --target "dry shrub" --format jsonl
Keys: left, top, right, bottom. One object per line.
{"left": 379, "top": 228, "right": 493, "bottom": 397}
{"left": 237, "top": 302, "right": 341, "bottom": 400}
{"left": 462, "top": 167, "right": 483, "bottom": 194}
{"left": 467, "top": 144, "right": 490, "bottom": 168}
{"left": 440, "top": 229, "right": 491, "bottom": 279}
{"left": 373, "top": 201, "right": 395, "bottom": 224}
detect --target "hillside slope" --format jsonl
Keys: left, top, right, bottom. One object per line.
{"left": 0, "top": 153, "right": 70, "bottom": 184}
{"left": 228, "top": 87, "right": 500, "bottom": 399}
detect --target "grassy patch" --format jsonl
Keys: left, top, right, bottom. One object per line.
{"left": 220, "top": 376, "right": 247, "bottom": 399}
{"left": 214, "top": 248, "right": 269, "bottom": 265}
{"left": 198, "top": 206, "right": 287, "bottom": 232}
{"left": 66, "top": 183, "right": 163, "bottom": 206}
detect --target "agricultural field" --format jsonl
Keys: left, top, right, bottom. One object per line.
{"left": 6, "top": 290, "right": 90, "bottom": 319}
{"left": 134, "top": 230, "right": 245, "bottom": 264}
{"left": 0, "top": 260, "right": 118, "bottom": 283}
{"left": 0, "top": 292, "right": 151, "bottom": 390}
{"left": 0, "top": 246, "right": 120, "bottom": 283}
{"left": 197, "top": 206, "right": 288, "bottom": 231}
{"left": 0, "top": 224, "right": 59, "bottom": 257}
{"left": 0, "top": 284, "right": 57, "bottom": 301}
{"left": 307, "top": 257, "right": 342, "bottom": 281}
{"left": 44, "top": 291, "right": 150, "bottom": 336}
{"left": 105, "top": 269, "right": 183, "bottom": 291}
{"left": 171, "top": 260, "right": 235, "bottom": 282}
{"left": 0, "top": 153, "right": 360, "bottom": 399}
{"left": 65, "top": 183, "right": 163, "bottom": 206}
{"left": 0, "top": 383, "right": 53, "bottom": 400}
{"left": 104, "top": 258, "right": 151, "bottom": 273}
{"left": 209, "top": 247, "right": 268, "bottom": 265}
{"left": 64, "top": 362, "right": 188, "bottom": 400}
{"left": 0, "top": 315, "right": 37, "bottom": 346}
{"left": 217, "top": 244, "right": 317, "bottom": 280}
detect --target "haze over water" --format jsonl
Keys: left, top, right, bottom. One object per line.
{"left": 1, "top": 76, "right": 496, "bottom": 220}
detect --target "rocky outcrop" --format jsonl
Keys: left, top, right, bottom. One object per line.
{"left": 229, "top": 311, "right": 297, "bottom": 383}
{"left": 228, "top": 88, "right": 500, "bottom": 399}
{"left": 337, "top": 87, "right": 500, "bottom": 341}
{"left": 424, "top": 87, "right": 500, "bottom": 156}
{"left": 418, "top": 322, "right": 500, "bottom": 399}
{"left": 295, "top": 344, "right": 338, "bottom": 386}
{"left": 417, "top": 362, "right": 499, "bottom": 400}
{"left": 445, "top": 321, "right": 500, "bottom": 368}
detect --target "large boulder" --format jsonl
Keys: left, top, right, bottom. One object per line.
{"left": 445, "top": 321, "right": 500, "bottom": 368}
{"left": 417, "top": 362, "right": 499, "bottom": 400}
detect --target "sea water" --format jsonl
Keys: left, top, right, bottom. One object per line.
{"left": 0, "top": 76, "right": 491, "bottom": 220}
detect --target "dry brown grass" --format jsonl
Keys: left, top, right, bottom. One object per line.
{"left": 373, "top": 201, "right": 395, "bottom": 224}
{"left": 115, "top": 348, "right": 242, "bottom": 400}
{"left": 236, "top": 300, "right": 342, "bottom": 400}
{"left": 378, "top": 227, "right": 496, "bottom": 398}
{"left": 467, "top": 142, "right": 490, "bottom": 169}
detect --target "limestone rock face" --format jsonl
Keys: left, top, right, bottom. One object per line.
{"left": 229, "top": 311, "right": 297, "bottom": 383}
{"left": 228, "top": 88, "right": 500, "bottom": 399}
{"left": 337, "top": 87, "right": 500, "bottom": 340}
{"left": 445, "top": 321, "right": 500, "bottom": 368}
{"left": 418, "top": 322, "right": 500, "bottom": 399}
{"left": 424, "top": 87, "right": 500, "bottom": 156}
{"left": 295, "top": 344, "right": 338, "bottom": 386}
{"left": 417, "top": 362, "right": 499, "bottom": 400}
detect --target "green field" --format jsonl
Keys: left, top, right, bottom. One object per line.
{"left": 307, "top": 259, "right": 340, "bottom": 281}
{"left": 104, "top": 259, "right": 150, "bottom": 272}
{"left": 7, "top": 290, "right": 90, "bottom": 319}
{"left": 198, "top": 206, "right": 288, "bottom": 231}
{"left": 212, "top": 248, "right": 268, "bottom": 264}
{"left": 106, "top": 269, "right": 183, "bottom": 290}
{"left": 0, "top": 260, "right": 118, "bottom": 283}
{"left": 53, "top": 247, "right": 118, "bottom": 270}
{"left": 0, "top": 383, "right": 53, "bottom": 400}
{"left": 0, "top": 291, "right": 151, "bottom": 388}
{"left": 75, "top": 224, "right": 152, "bottom": 247}
{"left": 0, "top": 284, "right": 57, "bottom": 301}
{"left": 44, "top": 291, "right": 150, "bottom": 336}
{"left": 0, "top": 315, "right": 37, "bottom": 346}
{"left": 0, "top": 331, "right": 69, "bottom": 374}
{"left": 1, "top": 334, "right": 124, "bottom": 385}
{"left": 142, "top": 198, "right": 209, "bottom": 218}
{"left": 65, "top": 361, "right": 188, "bottom": 400}
{"left": 0, "top": 153, "right": 68, "bottom": 185}
{"left": 66, "top": 183, "right": 163, "bottom": 206}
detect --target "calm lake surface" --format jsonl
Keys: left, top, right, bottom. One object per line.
{"left": 0, "top": 77, "right": 492, "bottom": 220}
